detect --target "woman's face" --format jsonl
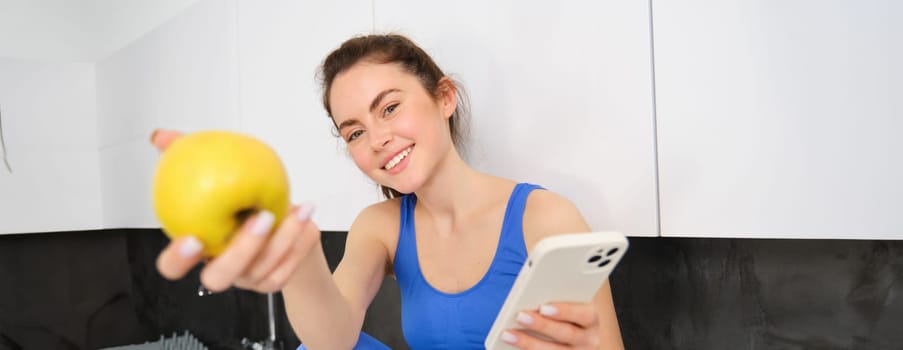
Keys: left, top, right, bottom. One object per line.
{"left": 329, "top": 61, "right": 456, "bottom": 194}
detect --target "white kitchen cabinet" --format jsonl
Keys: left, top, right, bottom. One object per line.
{"left": 0, "top": 0, "right": 201, "bottom": 62}
{"left": 0, "top": 59, "right": 102, "bottom": 234}
{"left": 373, "top": 0, "right": 660, "bottom": 236}
{"left": 653, "top": 0, "right": 902, "bottom": 238}
{"left": 12, "top": 0, "right": 898, "bottom": 239}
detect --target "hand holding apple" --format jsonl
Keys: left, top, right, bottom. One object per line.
{"left": 151, "top": 129, "right": 322, "bottom": 293}
{"left": 152, "top": 130, "right": 290, "bottom": 256}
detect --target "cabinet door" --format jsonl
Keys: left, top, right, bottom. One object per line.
{"left": 653, "top": 0, "right": 902, "bottom": 238}
{"left": 236, "top": 0, "right": 376, "bottom": 231}
{"left": 0, "top": 59, "right": 102, "bottom": 234}
{"left": 97, "top": 0, "right": 241, "bottom": 228}
{"left": 374, "top": 0, "right": 659, "bottom": 236}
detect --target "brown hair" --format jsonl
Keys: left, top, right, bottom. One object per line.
{"left": 318, "top": 34, "right": 470, "bottom": 199}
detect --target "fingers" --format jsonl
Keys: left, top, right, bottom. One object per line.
{"left": 243, "top": 203, "right": 316, "bottom": 285}
{"left": 514, "top": 311, "right": 582, "bottom": 347}
{"left": 261, "top": 219, "right": 321, "bottom": 289}
{"left": 159, "top": 201, "right": 321, "bottom": 293}
{"left": 150, "top": 129, "right": 183, "bottom": 151}
{"left": 501, "top": 328, "right": 568, "bottom": 350}
{"left": 199, "top": 210, "right": 276, "bottom": 292}
{"left": 156, "top": 236, "right": 205, "bottom": 280}
{"left": 536, "top": 303, "right": 600, "bottom": 328}
{"left": 503, "top": 303, "right": 601, "bottom": 348}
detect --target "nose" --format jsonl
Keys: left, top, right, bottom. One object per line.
{"left": 369, "top": 124, "right": 392, "bottom": 151}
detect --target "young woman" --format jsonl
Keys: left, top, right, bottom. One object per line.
{"left": 152, "top": 34, "right": 624, "bottom": 350}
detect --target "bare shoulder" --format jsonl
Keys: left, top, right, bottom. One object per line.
{"left": 349, "top": 198, "right": 402, "bottom": 239}
{"left": 522, "top": 189, "right": 591, "bottom": 252}
{"left": 345, "top": 197, "right": 403, "bottom": 261}
{"left": 351, "top": 198, "right": 400, "bottom": 226}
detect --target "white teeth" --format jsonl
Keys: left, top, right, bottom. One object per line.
{"left": 385, "top": 147, "right": 411, "bottom": 170}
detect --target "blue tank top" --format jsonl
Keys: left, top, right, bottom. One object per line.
{"left": 393, "top": 183, "right": 543, "bottom": 349}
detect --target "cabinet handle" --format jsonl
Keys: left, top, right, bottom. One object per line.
{"left": 0, "top": 106, "right": 11, "bottom": 173}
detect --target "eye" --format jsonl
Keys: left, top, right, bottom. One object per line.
{"left": 347, "top": 129, "right": 364, "bottom": 142}
{"left": 383, "top": 103, "right": 399, "bottom": 116}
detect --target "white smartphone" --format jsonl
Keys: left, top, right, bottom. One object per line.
{"left": 484, "top": 231, "right": 629, "bottom": 350}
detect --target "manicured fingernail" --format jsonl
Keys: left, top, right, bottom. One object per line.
{"left": 251, "top": 210, "right": 275, "bottom": 236}
{"left": 539, "top": 304, "right": 559, "bottom": 316}
{"left": 516, "top": 312, "right": 534, "bottom": 325}
{"left": 180, "top": 236, "right": 203, "bottom": 257}
{"left": 295, "top": 202, "right": 315, "bottom": 222}
{"left": 501, "top": 331, "right": 518, "bottom": 344}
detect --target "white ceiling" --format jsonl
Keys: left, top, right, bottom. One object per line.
{"left": 0, "top": 0, "right": 200, "bottom": 62}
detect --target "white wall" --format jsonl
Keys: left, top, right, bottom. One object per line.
{"left": 0, "top": 58, "right": 102, "bottom": 233}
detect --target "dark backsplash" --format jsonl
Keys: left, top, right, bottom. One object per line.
{"left": 610, "top": 238, "right": 903, "bottom": 350}
{"left": 0, "top": 229, "right": 901, "bottom": 350}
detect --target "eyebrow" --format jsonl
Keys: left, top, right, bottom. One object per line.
{"left": 337, "top": 88, "right": 401, "bottom": 132}
{"left": 369, "top": 88, "right": 401, "bottom": 113}
{"left": 337, "top": 118, "right": 359, "bottom": 132}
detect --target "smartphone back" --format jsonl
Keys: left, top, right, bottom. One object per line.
{"left": 485, "top": 231, "right": 629, "bottom": 350}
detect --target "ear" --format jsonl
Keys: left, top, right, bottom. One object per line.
{"left": 437, "top": 77, "right": 457, "bottom": 120}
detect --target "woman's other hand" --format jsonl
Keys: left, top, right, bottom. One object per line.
{"left": 503, "top": 302, "right": 603, "bottom": 349}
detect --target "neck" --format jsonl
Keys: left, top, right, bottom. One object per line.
{"left": 412, "top": 148, "right": 501, "bottom": 232}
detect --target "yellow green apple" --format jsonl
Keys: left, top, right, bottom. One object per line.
{"left": 152, "top": 130, "right": 290, "bottom": 256}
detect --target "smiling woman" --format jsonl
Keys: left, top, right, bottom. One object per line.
{"left": 152, "top": 33, "right": 625, "bottom": 350}
{"left": 326, "top": 61, "right": 459, "bottom": 197}
{"left": 320, "top": 35, "right": 471, "bottom": 199}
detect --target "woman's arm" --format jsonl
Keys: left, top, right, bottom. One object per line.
{"left": 282, "top": 202, "right": 395, "bottom": 350}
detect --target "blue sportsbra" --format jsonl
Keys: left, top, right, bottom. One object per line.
{"left": 393, "top": 183, "right": 543, "bottom": 349}
{"left": 298, "top": 183, "right": 543, "bottom": 350}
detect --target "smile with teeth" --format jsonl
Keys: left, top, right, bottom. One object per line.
{"left": 384, "top": 147, "right": 412, "bottom": 170}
